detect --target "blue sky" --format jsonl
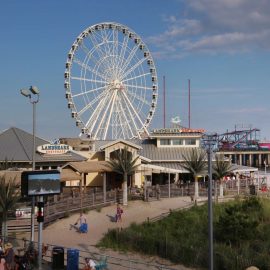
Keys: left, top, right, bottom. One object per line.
{"left": 0, "top": 0, "right": 270, "bottom": 140}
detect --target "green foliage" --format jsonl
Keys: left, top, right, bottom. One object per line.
{"left": 99, "top": 197, "right": 270, "bottom": 269}
{"left": 213, "top": 154, "right": 233, "bottom": 181}
{"left": 181, "top": 148, "right": 207, "bottom": 180}
{"left": 106, "top": 146, "right": 139, "bottom": 176}
{"left": 215, "top": 197, "right": 263, "bottom": 245}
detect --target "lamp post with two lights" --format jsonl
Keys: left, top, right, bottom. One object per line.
{"left": 20, "top": 86, "right": 43, "bottom": 269}
{"left": 202, "top": 132, "right": 218, "bottom": 270}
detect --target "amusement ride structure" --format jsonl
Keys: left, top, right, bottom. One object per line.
{"left": 64, "top": 22, "right": 158, "bottom": 140}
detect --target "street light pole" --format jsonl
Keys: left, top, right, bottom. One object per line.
{"left": 20, "top": 86, "right": 40, "bottom": 242}
{"left": 202, "top": 133, "right": 218, "bottom": 270}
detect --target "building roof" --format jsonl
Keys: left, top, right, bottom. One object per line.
{"left": 230, "top": 164, "right": 258, "bottom": 173}
{"left": 99, "top": 139, "right": 142, "bottom": 150}
{"left": 94, "top": 139, "right": 202, "bottom": 161}
{"left": 61, "top": 168, "right": 81, "bottom": 181}
{"left": 63, "top": 161, "right": 113, "bottom": 173}
{"left": 0, "top": 127, "right": 86, "bottom": 163}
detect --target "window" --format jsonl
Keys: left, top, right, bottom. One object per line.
{"left": 185, "top": 139, "right": 196, "bottom": 145}
{"left": 160, "top": 139, "right": 171, "bottom": 145}
{"left": 172, "top": 139, "right": 183, "bottom": 145}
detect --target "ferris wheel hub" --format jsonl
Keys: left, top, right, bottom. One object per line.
{"left": 110, "top": 79, "right": 124, "bottom": 91}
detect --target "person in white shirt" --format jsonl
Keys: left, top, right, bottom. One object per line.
{"left": 84, "top": 258, "right": 96, "bottom": 270}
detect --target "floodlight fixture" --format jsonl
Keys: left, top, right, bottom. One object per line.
{"left": 20, "top": 89, "right": 31, "bottom": 98}
{"left": 30, "top": 85, "right": 40, "bottom": 95}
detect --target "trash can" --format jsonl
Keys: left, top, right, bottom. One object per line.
{"left": 249, "top": 184, "right": 256, "bottom": 195}
{"left": 52, "top": 246, "right": 65, "bottom": 270}
{"left": 67, "top": 248, "right": 79, "bottom": 270}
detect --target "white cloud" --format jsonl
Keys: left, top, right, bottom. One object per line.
{"left": 148, "top": 0, "right": 270, "bottom": 58}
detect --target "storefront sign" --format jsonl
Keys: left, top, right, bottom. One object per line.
{"left": 152, "top": 128, "right": 181, "bottom": 134}
{"left": 37, "top": 144, "right": 72, "bottom": 154}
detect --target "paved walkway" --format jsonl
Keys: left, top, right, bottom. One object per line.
{"left": 26, "top": 197, "right": 199, "bottom": 269}
{"left": 42, "top": 196, "right": 194, "bottom": 247}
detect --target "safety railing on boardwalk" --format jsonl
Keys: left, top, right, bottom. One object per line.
{"left": 3, "top": 179, "right": 262, "bottom": 234}
{"left": 5, "top": 236, "right": 184, "bottom": 270}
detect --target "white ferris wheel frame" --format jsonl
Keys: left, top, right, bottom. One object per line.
{"left": 64, "top": 22, "right": 158, "bottom": 140}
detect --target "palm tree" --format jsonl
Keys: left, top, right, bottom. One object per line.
{"left": 213, "top": 154, "right": 232, "bottom": 198}
{"left": 0, "top": 174, "right": 20, "bottom": 241}
{"left": 107, "top": 146, "right": 139, "bottom": 206}
{"left": 181, "top": 148, "right": 207, "bottom": 200}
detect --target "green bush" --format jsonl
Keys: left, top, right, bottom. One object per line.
{"left": 98, "top": 197, "right": 270, "bottom": 269}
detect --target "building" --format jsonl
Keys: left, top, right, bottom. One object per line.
{"left": 0, "top": 127, "right": 86, "bottom": 183}
{"left": 61, "top": 127, "right": 258, "bottom": 189}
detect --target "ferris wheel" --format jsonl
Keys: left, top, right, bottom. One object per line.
{"left": 64, "top": 22, "right": 158, "bottom": 140}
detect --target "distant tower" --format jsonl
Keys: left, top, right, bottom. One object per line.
{"left": 188, "top": 79, "right": 191, "bottom": 129}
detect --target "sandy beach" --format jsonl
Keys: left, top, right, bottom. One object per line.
{"left": 29, "top": 196, "right": 198, "bottom": 269}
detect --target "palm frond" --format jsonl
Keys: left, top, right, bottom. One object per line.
{"left": 107, "top": 146, "right": 139, "bottom": 175}
{"left": 181, "top": 148, "right": 207, "bottom": 178}
{"left": 213, "top": 154, "right": 233, "bottom": 180}
{"left": 0, "top": 175, "right": 20, "bottom": 213}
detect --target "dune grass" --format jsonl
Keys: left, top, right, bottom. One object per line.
{"left": 98, "top": 197, "right": 270, "bottom": 269}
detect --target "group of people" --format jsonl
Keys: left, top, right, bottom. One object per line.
{"left": 0, "top": 240, "right": 15, "bottom": 270}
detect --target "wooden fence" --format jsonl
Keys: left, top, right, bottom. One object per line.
{"left": 2, "top": 179, "right": 262, "bottom": 233}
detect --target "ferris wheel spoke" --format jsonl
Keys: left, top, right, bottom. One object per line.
{"left": 118, "top": 97, "right": 135, "bottom": 138}
{"left": 117, "top": 35, "right": 130, "bottom": 76}
{"left": 72, "top": 84, "right": 107, "bottom": 98}
{"left": 73, "top": 58, "right": 108, "bottom": 81}
{"left": 121, "top": 91, "right": 149, "bottom": 135}
{"left": 84, "top": 90, "right": 111, "bottom": 131}
{"left": 126, "top": 91, "right": 151, "bottom": 107}
{"left": 120, "top": 44, "right": 140, "bottom": 74}
{"left": 80, "top": 43, "right": 108, "bottom": 76}
{"left": 122, "top": 72, "right": 151, "bottom": 83}
{"left": 114, "top": 101, "right": 127, "bottom": 139}
{"left": 113, "top": 28, "right": 119, "bottom": 67}
{"left": 119, "top": 92, "right": 141, "bottom": 138}
{"left": 93, "top": 91, "right": 117, "bottom": 139}
{"left": 120, "top": 57, "right": 147, "bottom": 81}
{"left": 71, "top": 76, "right": 107, "bottom": 84}
{"left": 88, "top": 33, "right": 112, "bottom": 73}
{"left": 100, "top": 30, "right": 114, "bottom": 67}
{"left": 102, "top": 91, "right": 118, "bottom": 140}
{"left": 77, "top": 89, "right": 109, "bottom": 116}
{"left": 123, "top": 83, "right": 152, "bottom": 91}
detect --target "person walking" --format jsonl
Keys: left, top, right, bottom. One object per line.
{"left": 116, "top": 204, "right": 123, "bottom": 222}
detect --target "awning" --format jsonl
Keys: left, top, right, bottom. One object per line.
{"left": 63, "top": 161, "right": 113, "bottom": 173}
{"left": 60, "top": 168, "right": 81, "bottom": 182}
{"left": 231, "top": 164, "right": 258, "bottom": 173}
{"left": 140, "top": 164, "right": 181, "bottom": 174}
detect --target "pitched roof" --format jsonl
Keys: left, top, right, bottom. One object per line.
{"left": 63, "top": 161, "right": 113, "bottom": 173}
{"left": 94, "top": 139, "right": 200, "bottom": 161}
{"left": 99, "top": 139, "right": 142, "bottom": 150}
{"left": 0, "top": 127, "right": 86, "bottom": 163}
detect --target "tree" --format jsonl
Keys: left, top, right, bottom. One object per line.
{"left": 0, "top": 175, "right": 20, "bottom": 241}
{"left": 107, "top": 146, "right": 139, "bottom": 206}
{"left": 181, "top": 148, "right": 207, "bottom": 200}
{"left": 213, "top": 154, "right": 232, "bottom": 198}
